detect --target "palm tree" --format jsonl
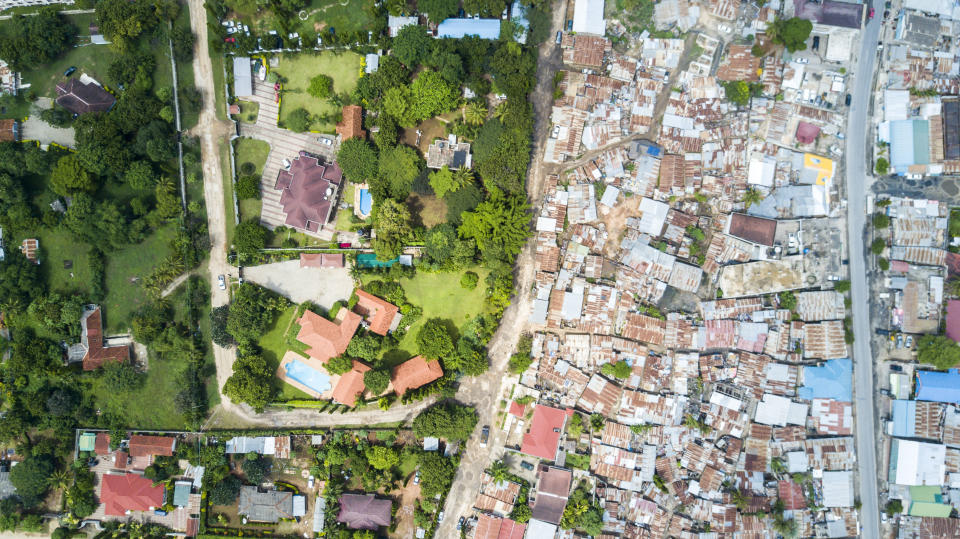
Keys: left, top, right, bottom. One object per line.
{"left": 489, "top": 460, "right": 508, "bottom": 485}
{"left": 452, "top": 168, "right": 474, "bottom": 191}
{"left": 743, "top": 188, "right": 763, "bottom": 208}
{"left": 49, "top": 469, "right": 72, "bottom": 493}
{"left": 770, "top": 456, "right": 786, "bottom": 476}
{"left": 731, "top": 489, "right": 748, "bottom": 512}
{"left": 464, "top": 101, "right": 488, "bottom": 125}
{"left": 349, "top": 263, "right": 363, "bottom": 285}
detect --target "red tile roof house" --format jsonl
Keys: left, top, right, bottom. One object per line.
{"left": 520, "top": 405, "right": 573, "bottom": 461}
{"left": 946, "top": 299, "right": 960, "bottom": 343}
{"left": 336, "top": 105, "right": 366, "bottom": 141}
{"left": 354, "top": 290, "right": 402, "bottom": 335}
{"left": 55, "top": 78, "right": 116, "bottom": 115}
{"left": 274, "top": 152, "right": 343, "bottom": 234}
{"left": 337, "top": 493, "right": 391, "bottom": 530}
{"left": 391, "top": 355, "right": 443, "bottom": 395}
{"left": 296, "top": 308, "right": 361, "bottom": 363}
{"left": 530, "top": 466, "right": 572, "bottom": 525}
{"left": 331, "top": 360, "right": 370, "bottom": 406}
{"left": 70, "top": 305, "right": 130, "bottom": 371}
{"left": 99, "top": 473, "right": 165, "bottom": 516}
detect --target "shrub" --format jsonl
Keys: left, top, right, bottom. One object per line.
{"left": 236, "top": 175, "right": 261, "bottom": 199}
{"left": 460, "top": 271, "right": 479, "bottom": 289}
{"left": 240, "top": 161, "right": 255, "bottom": 175}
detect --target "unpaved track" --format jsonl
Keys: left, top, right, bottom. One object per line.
{"left": 434, "top": 0, "right": 567, "bottom": 533}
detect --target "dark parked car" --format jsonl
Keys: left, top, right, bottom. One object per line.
{"left": 812, "top": 36, "right": 820, "bottom": 50}
{"left": 64, "top": 66, "right": 77, "bottom": 77}
{"left": 875, "top": 328, "right": 890, "bottom": 336}
{"left": 845, "top": 94, "right": 852, "bottom": 106}
{"left": 890, "top": 364, "right": 903, "bottom": 372}
{"left": 480, "top": 425, "right": 490, "bottom": 447}
{"left": 520, "top": 461, "right": 535, "bottom": 471}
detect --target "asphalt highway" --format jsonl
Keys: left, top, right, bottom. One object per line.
{"left": 845, "top": 3, "right": 883, "bottom": 537}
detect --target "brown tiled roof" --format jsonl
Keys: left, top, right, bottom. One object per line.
{"left": 299, "top": 253, "right": 344, "bottom": 268}
{"left": 95, "top": 433, "right": 111, "bottom": 455}
{"left": 331, "top": 361, "right": 370, "bottom": 406}
{"left": 275, "top": 153, "right": 343, "bottom": 232}
{"left": 336, "top": 105, "right": 366, "bottom": 141}
{"left": 0, "top": 119, "right": 17, "bottom": 142}
{"left": 80, "top": 307, "right": 130, "bottom": 371}
{"left": 728, "top": 213, "right": 776, "bottom": 246}
{"left": 128, "top": 435, "right": 175, "bottom": 457}
{"left": 55, "top": 78, "right": 115, "bottom": 115}
{"left": 390, "top": 355, "right": 443, "bottom": 395}
{"left": 354, "top": 290, "right": 400, "bottom": 336}
{"left": 337, "top": 494, "right": 391, "bottom": 529}
{"left": 296, "top": 309, "right": 361, "bottom": 363}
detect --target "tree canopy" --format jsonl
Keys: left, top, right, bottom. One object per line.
{"left": 392, "top": 25, "right": 432, "bottom": 67}
{"left": 418, "top": 0, "right": 458, "bottom": 22}
{"left": 308, "top": 74, "right": 334, "bottom": 99}
{"left": 363, "top": 369, "right": 390, "bottom": 394}
{"left": 412, "top": 401, "right": 479, "bottom": 441}
{"left": 337, "top": 138, "right": 378, "bottom": 184}
{"left": 0, "top": 8, "right": 76, "bottom": 70}
{"left": 416, "top": 319, "right": 456, "bottom": 360}
{"left": 458, "top": 191, "right": 530, "bottom": 263}
{"left": 769, "top": 17, "right": 813, "bottom": 52}
{"left": 9, "top": 453, "right": 54, "bottom": 507}
{"left": 376, "top": 145, "right": 422, "bottom": 200}
{"left": 372, "top": 198, "right": 412, "bottom": 261}
{"left": 918, "top": 335, "right": 960, "bottom": 370}
{"left": 224, "top": 353, "right": 276, "bottom": 412}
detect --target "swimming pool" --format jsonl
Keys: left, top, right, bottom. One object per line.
{"left": 358, "top": 188, "right": 372, "bottom": 215}
{"left": 284, "top": 359, "right": 331, "bottom": 395}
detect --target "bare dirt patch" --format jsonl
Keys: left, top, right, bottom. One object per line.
{"left": 598, "top": 194, "right": 641, "bottom": 259}
{"left": 406, "top": 193, "right": 449, "bottom": 228}
{"left": 400, "top": 118, "right": 447, "bottom": 153}
{"left": 392, "top": 478, "right": 422, "bottom": 539}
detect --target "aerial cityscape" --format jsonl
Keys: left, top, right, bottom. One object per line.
{"left": 0, "top": 0, "right": 957, "bottom": 537}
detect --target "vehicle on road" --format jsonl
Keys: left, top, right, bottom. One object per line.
{"left": 869, "top": 7, "right": 875, "bottom": 18}
{"left": 875, "top": 328, "right": 890, "bottom": 336}
{"left": 64, "top": 66, "right": 77, "bottom": 77}
{"left": 556, "top": 31, "right": 562, "bottom": 44}
{"left": 795, "top": 57, "right": 809, "bottom": 64}
{"left": 217, "top": 275, "right": 226, "bottom": 290}
{"left": 437, "top": 511, "right": 445, "bottom": 523}
{"left": 480, "top": 425, "right": 490, "bottom": 447}
{"left": 845, "top": 94, "right": 852, "bottom": 106}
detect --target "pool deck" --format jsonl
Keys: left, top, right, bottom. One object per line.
{"left": 276, "top": 350, "right": 338, "bottom": 400}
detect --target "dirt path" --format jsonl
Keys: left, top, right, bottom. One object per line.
{"left": 433, "top": 1, "right": 567, "bottom": 534}
{"left": 187, "top": 0, "right": 241, "bottom": 416}
{"left": 160, "top": 273, "right": 192, "bottom": 298}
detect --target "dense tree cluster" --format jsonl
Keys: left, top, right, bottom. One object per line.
{"left": 0, "top": 9, "right": 76, "bottom": 70}
{"left": 412, "top": 401, "right": 479, "bottom": 441}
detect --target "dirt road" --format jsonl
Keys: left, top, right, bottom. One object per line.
{"left": 434, "top": 1, "right": 567, "bottom": 533}
{"left": 187, "top": 0, "right": 239, "bottom": 409}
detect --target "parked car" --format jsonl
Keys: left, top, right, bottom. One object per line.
{"left": 308, "top": 476, "right": 315, "bottom": 489}
{"left": 520, "top": 461, "right": 535, "bottom": 471}
{"left": 895, "top": 334, "right": 904, "bottom": 348}
{"left": 413, "top": 470, "right": 421, "bottom": 484}
{"left": 795, "top": 57, "right": 809, "bottom": 64}
{"left": 890, "top": 364, "right": 903, "bottom": 373}
{"left": 875, "top": 328, "right": 890, "bottom": 336}
{"left": 457, "top": 517, "right": 465, "bottom": 530}
{"left": 218, "top": 275, "right": 226, "bottom": 290}
{"left": 905, "top": 335, "right": 913, "bottom": 349}
{"left": 64, "top": 66, "right": 77, "bottom": 77}
{"left": 845, "top": 93, "right": 852, "bottom": 106}
{"left": 812, "top": 36, "right": 820, "bottom": 50}
{"left": 437, "top": 511, "right": 445, "bottom": 523}
{"left": 869, "top": 7, "right": 875, "bottom": 18}
{"left": 480, "top": 425, "right": 490, "bottom": 447}
{"left": 556, "top": 31, "right": 562, "bottom": 44}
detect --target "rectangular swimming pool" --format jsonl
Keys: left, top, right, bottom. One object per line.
{"left": 284, "top": 359, "right": 331, "bottom": 395}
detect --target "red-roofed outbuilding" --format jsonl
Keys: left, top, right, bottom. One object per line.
{"left": 391, "top": 355, "right": 443, "bottom": 395}
{"left": 354, "top": 290, "right": 401, "bottom": 336}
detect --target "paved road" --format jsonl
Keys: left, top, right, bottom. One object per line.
{"left": 846, "top": 3, "right": 883, "bottom": 537}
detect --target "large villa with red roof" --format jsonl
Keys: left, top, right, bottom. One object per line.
{"left": 276, "top": 289, "right": 442, "bottom": 406}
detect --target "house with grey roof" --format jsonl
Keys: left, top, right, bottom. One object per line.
{"left": 238, "top": 486, "right": 294, "bottom": 522}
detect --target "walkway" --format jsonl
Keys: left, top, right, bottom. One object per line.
{"left": 240, "top": 77, "right": 337, "bottom": 238}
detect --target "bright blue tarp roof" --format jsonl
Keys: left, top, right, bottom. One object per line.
{"left": 916, "top": 369, "right": 960, "bottom": 404}
{"left": 798, "top": 358, "right": 852, "bottom": 401}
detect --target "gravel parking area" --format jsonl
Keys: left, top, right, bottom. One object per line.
{"left": 23, "top": 116, "right": 75, "bottom": 148}
{"left": 243, "top": 259, "right": 352, "bottom": 308}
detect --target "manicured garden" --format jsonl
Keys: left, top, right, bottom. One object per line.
{"left": 274, "top": 51, "right": 363, "bottom": 132}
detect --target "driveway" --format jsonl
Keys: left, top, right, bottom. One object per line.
{"left": 243, "top": 260, "right": 352, "bottom": 308}
{"left": 22, "top": 116, "right": 75, "bottom": 148}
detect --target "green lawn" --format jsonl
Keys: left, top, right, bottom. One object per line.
{"left": 292, "top": 0, "right": 375, "bottom": 36}
{"left": 236, "top": 138, "right": 271, "bottom": 176}
{"left": 274, "top": 52, "right": 363, "bottom": 133}
{"left": 102, "top": 224, "right": 177, "bottom": 333}
{"left": 86, "top": 350, "right": 188, "bottom": 429}
{"left": 364, "top": 268, "right": 490, "bottom": 363}
{"left": 37, "top": 228, "right": 93, "bottom": 296}
{"left": 259, "top": 304, "right": 314, "bottom": 400}
{"left": 237, "top": 100, "right": 260, "bottom": 123}
{"left": 239, "top": 198, "right": 262, "bottom": 222}
{"left": 23, "top": 44, "right": 119, "bottom": 99}
{"left": 0, "top": 94, "right": 32, "bottom": 120}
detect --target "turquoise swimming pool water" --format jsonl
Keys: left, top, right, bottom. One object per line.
{"left": 284, "top": 359, "right": 331, "bottom": 394}
{"left": 358, "top": 188, "right": 372, "bottom": 215}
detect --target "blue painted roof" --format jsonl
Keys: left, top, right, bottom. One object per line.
{"left": 436, "top": 18, "right": 501, "bottom": 39}
{"left": 891, "top": 399, "right": 916, "bottom": 437}
{"left": 889, "top": 119, "right": 930, "bottom": 169}
{"left": 916, "top": 370, "right": 960, "bottom": 404}
{"left": 798, "top": 358, "right": 852, "bottom": 401}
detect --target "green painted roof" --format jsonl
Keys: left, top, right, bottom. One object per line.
{"left": 78, "top": 433, "right": 97, "bottom": 452}
{"left": 908, "top": 501, "right": 952, "bottom": 517}
{"left": 909, "top": 485, "right": 942, "bottom": 503}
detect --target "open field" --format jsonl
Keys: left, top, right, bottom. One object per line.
{"left": 223, "top": 0, "right": 374, "bottom": 37}
{"left": 274, "top": 52, "right": 362, "bottom": 133}
{"left": 37, "top": 228, "right": 93, "bottom": 296}
{"left": 103, "top": 224, "right": 177, "bottom": 333}
{"left": 85, "top": 348, "right": 188, "bottom": 429}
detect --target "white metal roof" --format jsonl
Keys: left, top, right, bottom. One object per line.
{"left": 572, "top": 0, "right": 606, "bottom": 35}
